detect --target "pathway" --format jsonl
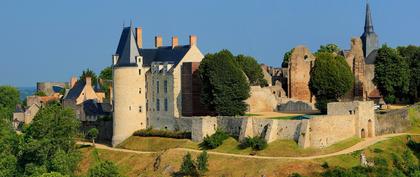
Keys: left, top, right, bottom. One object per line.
{"left": 77, "top": 133, "right": 416, "bottom": 160}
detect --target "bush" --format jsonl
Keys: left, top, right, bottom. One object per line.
{"left": 133, "top": 128, "right": 191, "bottom": 139}
{"left": 239, "top": 136, "right": 267, "bottom": 151}
{"left": 321, "top": 162, "right": 329, "bottom": 169}
{"left": 179, "top": 153, "right": 198, "bottom": 177}
{"left": 87, "top": 160, "right": 122, "bottom": 177}
{"left": 199, "top": 130, "right": 229, "bottom": 149}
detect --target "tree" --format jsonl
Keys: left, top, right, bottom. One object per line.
{"left": 374, "top": 45, "right": 410, "bottom": 103}
{"left": 0, "top": 86, "right": 20, "bottom": 121}
{"left": 87, "top": 128, "right": 99, "bottom": 146}
{"left": 80, "top": 68, "right": 98, "bottom": 86}
{"left": 309, "top": 52, "right": 354, "bottom": 113}
{"left": 39, "top": 172, "right": 69, "bottom": 177}
{"left": 19, "top": 104, "right": 81, "bottom": 176}
{"left": 87, "top": 160, "right": 122, "bottom": 177}
{"left": 316, "top": 44, "right": 341, "bottom": 55}
{"left": 99, "top": 66, "right": 112, "bottom": 99}
{"left": 282, "top": 48, "right": 294, "bottom": 68}
{"left": 35, "top": 90, "right": 47, "bottom": 96}
{"left": 397, "top": 45, "right": 420, "bottom": 102}
{"left": 196, "top": 151, "right": 209, "bottom": 175}
{"left": 234, "top": 55, "right": 268, "bottom": 87}
{"left": 0, "top": 120, "right": 18, "bottom": 177}
{"left": 198, "top": 50, "right": 250, "bottom": 116}
{"left": 179, "top": 153, "right": 198, "bottom": 176}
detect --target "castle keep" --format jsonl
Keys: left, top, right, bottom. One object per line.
{"left": 112, "top": 24, "right": 204, "bottom": 146}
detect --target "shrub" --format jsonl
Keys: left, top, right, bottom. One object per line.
{"left": 179, "top": 153, "right": 198, "bottom": 177}
{"left": 196, "top": 151, "right": 209, "bottom": 175}
{"left": 133, "top": 129, "right": 191, "bottom": 139}
{"left": 239, "top": 136, "right": 268, "bottom": 151}
{"left": 199, "top": 130, "right": 229, "bottom": 149}
{"left": 321, "top": 162, "right": 329, "bottom": 169}
{"left": 373, "top": 148, "right": 384, "bottom": 153}
{"left": 87, "top": 160, "right": 122, "bottom": 177}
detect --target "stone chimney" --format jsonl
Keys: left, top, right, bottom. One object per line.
{"left": 70, "top": 76, "right": 77, "bottom": 89}
{"left": 155, "top": 35, "right": 162, "bottom": 48}
{"left": 85, "top": 77, "right": 92, "bottom": 86}
{"left": 172, "top": 36, "right": 178, "bottom": 48}
{"left": 189, "top": 35, "right": 197, "bottom": 46}
{"left": 136, "top": 27, "right": 143, "bottom": 48}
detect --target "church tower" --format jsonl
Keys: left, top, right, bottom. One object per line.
{"left": 361, "top": 2, "right": 379, "bottom": 58}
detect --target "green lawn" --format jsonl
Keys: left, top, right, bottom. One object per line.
{"left": 244, "top": 113, "right": 261, "bottom": 116}
{"left": 117, "top": 136, "right": 199, "bottom": 151}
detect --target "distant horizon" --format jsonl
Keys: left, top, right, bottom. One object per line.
{"left": 1, "top": 0, "right": 420, "bottom": 87}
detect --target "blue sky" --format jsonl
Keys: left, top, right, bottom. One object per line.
{"left": 1, "top": 0, "right": 419, "bottom": 87}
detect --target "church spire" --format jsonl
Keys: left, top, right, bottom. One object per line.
{"left": 364, "top": 2, "right": 374, "bottom": 33}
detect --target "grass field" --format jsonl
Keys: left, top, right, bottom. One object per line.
{"left": 119, "top": 136, "right": 361, "bottom": 157}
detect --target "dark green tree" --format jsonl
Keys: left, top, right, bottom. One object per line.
{"left": 179, "top": 152, "right": 198, "bottom": 176}
{"left": 19, "top": 104, "right": 81, "bottom": 176}
{"left": 39, "top": 172, "right": 68, "bottom": 177}
{"left": 397, "top": 45, "right": 420, "bottom": 102}
{"left": 316, "top": 44, "right": 341, "bottom": 55}
{"left": 196, "top": 151, "right": 209, "bottom": 175}
{"left": 234, "top": 55, "right": 268, "bottom": 87}
{"left": 309, "top": 52, "right": 354, "bottom": 113}
{"left": 282, "top": 48, "right": 294, "bottom": 68}
{"left": 0, "top": 86, "right": 20, "bottom": 121}
{"left": 0, "top": 119, "right": 19, "bottom": 177}
{"left": 80, "top": 68, "right": 98, "bottom": 86}
{"left": 198, "top": 50, "right": 250, "bottom": 116}
{"left": 374, "top": 45, "right": 410, "bottom": 103}
{"left": 87, "top": 160, "right": 122, "bottom": 177}
{"left": 99, "top": 66, "right": 112, "bottom": 98}
{"left": 87, "top": 128, "right": 99, "bottom": 146}
{"left": 34, "top": 90, "right": 47, "bottom": 96}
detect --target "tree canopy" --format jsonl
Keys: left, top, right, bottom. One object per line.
{"left": 397, "top": 45, "right": 420, "bottom": 102}
{"left": 234, "top": 55, "right": 268, "bottom": 87}
{"left": 316, "top": 44, "right": 341, "bottom": 55}
{"left": 0, "top": 86, "right": 20, "bottom": 121}
{"left": 309, "top": 52, "right": 354, "bottom": 113}
{"left": 99, "top": 66, "right": 112, "bottom": 99}
{"left": 80, "top": 68, "right": 98, "bottom": 86}
{"left": 199, "top": 50, "right": 250, "bottom": 116}
{"left": 374, "top": 45, "right": 410, "bottom": 103}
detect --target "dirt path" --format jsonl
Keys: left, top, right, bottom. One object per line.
{"left": 77, "top": 133, "right": 416, "bottom": 160}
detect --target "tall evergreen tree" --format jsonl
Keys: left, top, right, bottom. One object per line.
{"left": 198, "top": 50, "right": 250, "bottom": 116}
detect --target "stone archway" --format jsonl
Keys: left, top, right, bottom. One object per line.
{"left": 361, "top": 128, "right": 366, "bottom": 138}
{"left": 368, "top": 119, "right": 373, "bottom": 138}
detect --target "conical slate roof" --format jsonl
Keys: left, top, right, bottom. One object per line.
{"left": 364, "top": 2, "right": 374, "bottom": 33}
{"left": 115, "top": 25, "right": 140, "bottom": 67}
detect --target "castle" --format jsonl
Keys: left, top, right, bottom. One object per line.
{"left": 111, "top": 3, "right": 381, "bottom": 148}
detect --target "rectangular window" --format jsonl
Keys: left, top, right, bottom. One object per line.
{"left": 138, "top": 69, "right": 141, "bottom": 75}
{"left": 164, "top": 98, "right": 168, "bottom": 111}
{"left": 156, "top": 81, "right": 160, "bottom": 94}
{"left": 164, "top": 80, "right": 168, "bottom": 93}
{"left": 139, "top": 88, "right": 141, "bottom": 94}
{"left": 139, "top": 106, "right": 142, "bottom": 113}
{"left": 156, "top": 99, "right": 160, "bottom": 111}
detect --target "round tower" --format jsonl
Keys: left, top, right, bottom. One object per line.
{"left": 112, "top": 26, "right": 146, "bottom": 147}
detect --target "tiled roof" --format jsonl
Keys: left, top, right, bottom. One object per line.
{"left": 368, "top": 88, "right": 382, "bottom": 98}
{"left": 82, "top": 100, "right": 112, "bottom": 116}
{"left": 64, "top": 80, "right": 85, "bottom": 100}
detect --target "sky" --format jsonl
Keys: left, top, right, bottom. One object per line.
{"left": 0, "top": 0, "right": 419, "bottom": 87}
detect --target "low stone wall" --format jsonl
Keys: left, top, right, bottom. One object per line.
{"left": 375, "top": 108, "right": 411, "bottom": 135}
{"left": 216, "top": 117, "right": 243, "bottom": 138}
{"left": 277, "top": 100, "right": 315, "bottom": 112}
{"left": 302, "top": 115, "right": 356, "bottom": 148}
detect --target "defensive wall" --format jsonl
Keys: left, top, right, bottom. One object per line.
{"left": 186, "top": 101, "right": 376, "bottom": 148}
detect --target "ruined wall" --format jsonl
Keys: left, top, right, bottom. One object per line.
{"left": 288, "top": 46, "right": 315, "bottom": 103}
{"left": 37, "top": 82, "right": 67, "bottom": 96}
{"left": 364, "top": 64, "right": 376, "bottom": 98}
{"left": 375, "top": 107, "right": 414, "bottom": 135}
{"left": 246, "top": 86, "right": 279, "bottom": 113}
{"left": 305, "top": 115, "right": 356, "bottom": 148}
{"left": 277, "top": 99, "right": 315, "bottom": 113}
{"left": 344, "top": 38, "right": 366, "bottom": 100}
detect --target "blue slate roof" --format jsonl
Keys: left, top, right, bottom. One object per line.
{"left": 82, "top": 100, "right": 112, "bottom": 116}
{"left": 115, "top": 26, "right": 191, "bottom": 67}
{"left": 64, "top": 80, "right": 85, "bottom": 100}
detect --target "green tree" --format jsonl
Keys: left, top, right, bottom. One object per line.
{"left": 179, "top": 152, "right": 198, "bottom": 177}
{"left": 34, "top": 90, "right": 47, "bottom": 96}
{"left": 198, "top": 50, "right": 250, "bottom": 116}
{"left": 87, "top": 160, "right": 122, "bottom": 177}
{"left": 374, "top": 45, "right": 410, "bottom": 103}
{"left": 397, "top": 45, "right": 420, "bottom": 102}
{"left": 39, "top": 172, "right": 69, "bottom": 177}
{"left": 234, "top": 55, "right": 268, "bottom": 87}
{"left": 87, "top": 128, "right": 99, "bottom": 146}
{"left": 20, "top": 104, "right": 80, "bottom": 176}
{"left": 80, "top": 68, "right": 98, "bottom": 86}
{"left": 196, "top": 151, "right": 209, "bottom": 175}
{"left": 99, "top": 66, "right": 112, "bottom": 99}
{"left": 282, "top": 48, "right": 294, "bottom": 68}
{"left": 0, "top": 86, "right": 20, "bottom": 121}
{"left": 316, "top": 44, "right": 341, "bottom": 55}
{"left": 309, "top": 52, "right": 354, "bottom": 113}
{"left": 0, "top": 119, "right": 18, "bottom": 177}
